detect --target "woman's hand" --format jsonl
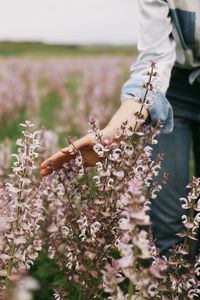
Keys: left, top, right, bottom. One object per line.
{"left": 40, "top": 133, "right": 101, "bottom": 176}
{"left": 40, "top": 99, "right": 149, "bottom": 176}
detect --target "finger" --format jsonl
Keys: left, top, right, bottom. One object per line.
{"left": 40, "top": 159, "right": 50, "bottom": 169}
{"left": 40, "top": 168, "right": 53, "bottom": 176}
{"left": 61, "top": 134, "right": 93, "bottom": 153}
{"left": 40, "top": 151, "right": 69, "bottom": 169}
{"left": 61, "top": 146, "right": 73, "bottom": 154}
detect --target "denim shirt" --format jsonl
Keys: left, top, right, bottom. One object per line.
{"left": 121, "top": 0, "right": 200, "bottom": 133}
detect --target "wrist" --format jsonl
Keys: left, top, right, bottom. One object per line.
{"left": 100, "top": 127, "right": 114, "bottom": 141}
{"left": 102, "top": 99, "right": 150, "bottom": 142}
{"left": 121, "top": 99, "right": 149, "bottom": 120}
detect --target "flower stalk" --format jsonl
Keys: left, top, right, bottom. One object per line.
{"left": 1, "top": 121, "right": 44, "bottom": 296}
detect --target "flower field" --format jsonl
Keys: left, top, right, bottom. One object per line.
{"left": 0, "top": 55, "right": 133, "bottom": 140}
{"left": 0, "top": 49, "right": 199, "bottom": 300}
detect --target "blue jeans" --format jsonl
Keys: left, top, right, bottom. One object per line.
{"left": 150, "top": 66, "right": 200, "bottom": 257}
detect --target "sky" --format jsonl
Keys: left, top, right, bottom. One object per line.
{"left": 0, "top": 0, "right": 139, "bottom": 45}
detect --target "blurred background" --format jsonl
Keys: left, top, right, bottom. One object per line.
{"left": 0, "top": 0, "right": 139, "bottom": 148}
{"left": 0, "top": 0, "right": 138, "bottom": 46}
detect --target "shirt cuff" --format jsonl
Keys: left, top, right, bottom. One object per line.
{"left": 121, "top": 77, "right": 174, "bottom": 134}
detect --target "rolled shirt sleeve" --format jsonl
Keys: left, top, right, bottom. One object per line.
{"left": 121, "top": 0, "right": 176, "bottom": 133}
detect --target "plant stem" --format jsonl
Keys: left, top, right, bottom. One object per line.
{"left": 128, "top": 281, "right": 134, "bottom": 300}
{"left": 77, "top": 291, "right": 82, "bottom": 300}
{"left": 5, "top": 243, "right": 16, "bottom": 291}
{"left": 175, "top": 200, "right": 195, "bottom": 277}
{"left": 5, "top": 131, "right": 30, "bottom": 292}
{"left": 128, "top": 247, "right": 138, "bottom": 300}
{"left": 133, "top": 65, "right": 154, "bottom": 133}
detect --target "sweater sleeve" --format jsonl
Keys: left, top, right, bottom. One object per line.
{"left": 121, "top": 0, "right": 176, "bottom": 133}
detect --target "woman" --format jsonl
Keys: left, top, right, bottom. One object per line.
{"left": 40, "top": 0, "right": 200, "bottom": 257}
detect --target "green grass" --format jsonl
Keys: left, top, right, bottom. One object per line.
{"left": 39, "top": 92, "right": 63, "bottom": 130}
{"left": 0, "top": 41, "right": 138, "bottom": 58}
{"left": 31, "top": 253, "right": 64, "bottom": 300}
{"left": 65, "top": 75, "right": 81, "bottom": 111}
{"left": 0, "top": 78, "right": 82, "bottom": 150}
{"left": 0, "top": 107, "right": 28, "bottom": 152}
{"left": 0, "top": 108, "right": 26, "bottom": 141}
